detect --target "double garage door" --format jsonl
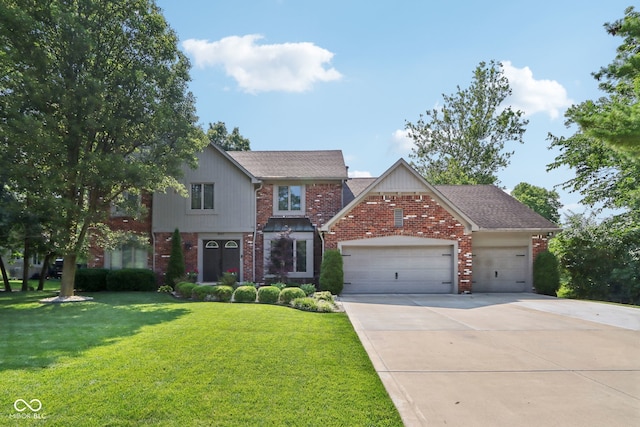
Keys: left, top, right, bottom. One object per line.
{"left": 342, "top": 245, "right": 455, "bottom": 294}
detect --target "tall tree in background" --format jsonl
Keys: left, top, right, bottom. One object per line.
{"left": 206, "top": 121, "right": 251, "bottom": 151}
{"left": 406, "top": 60, "right": 528, "bottom": 185}
{"left": 569, "top": 6, "right": 640, "bottom": 158}
{"left": 511, "top": 182, "right": 562, "bottom": 224}
{"left": 0, "top": 0, "right": 207, "bottom": 297}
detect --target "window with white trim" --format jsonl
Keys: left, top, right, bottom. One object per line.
{"left": 264, "top": 232, "right": 313, "bottom": 277}
{"left": 275, "top": 185, "right": 304, "bottom": 214}
{"left": 109, "top": 243, "right": 148, "bottom": 269}
{"left": 191, "top": 183, "right": 214, "bottom": 210}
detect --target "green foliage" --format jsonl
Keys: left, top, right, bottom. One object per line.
{"left": 206, "top": 121, "right": 251, "bottom": 151}
{"left": 210, "top": 285, "right": 233, "bottom": 302}
{"left": 512, "top": 183, "right": 562, "bottom": 224}
{"left": 313, "top": 291, "right": 334, "bottom": 302}
{"left": 272, "top": 282, "right": 287, "bottom": 290}
{"left": 218, "top": 271, "right": 237, "bottom": 287}
{"left": 533, "top": 251, "right": 561, "bottom": 296}
{"left": 319, "top": 249, "right": 344, "bottom": 295}
{"left": 290, "top": 296, "right": 336, "bottom": 313}
{"left": 300, "top": 283, "right": 316, "bottom": 296}
{"left": 157, "top": 285, "right": 173, "bottom": 293}
{"left": 407, "top": 60, "right": 528, "bottom": 185}
{"left": 257, "top": 286, "right": 281, "bottom": 304}
{"left": 175, "top": 282, "right": 197, "bottom": 298}
{"left": 0, "top": 0, "right": 208, "bottom": 297}
{"left": 165, "top": 229, "right": 185, "bottom": 286}
{"left": 233, "top": 285, "right": 257, "bottom": 303}
{"left": 191, "top": 285, "right": 214, "bottom": 301}
{"left": 75, "top": 269, "right": 109, "bottom": 292}
{"left": 105, "top": 269, "right": 156, "bottom": 292}
{"left": 279, "top": 287, "right": 306, "bottom": 305}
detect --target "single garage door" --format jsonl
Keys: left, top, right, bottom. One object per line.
{"left": 342, "top": 245, "right": 454, "bottom": 294}
{"left": 473, "top": 247, "right": 529, "bottom": 292}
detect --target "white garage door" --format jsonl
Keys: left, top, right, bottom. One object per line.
{"left": 342, "top": 245, "right": 454, "bottom": 294}
{"left": 473, "top": 247, "right": 529, "bottom": 292}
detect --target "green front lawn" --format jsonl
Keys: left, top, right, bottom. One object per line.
{"left": 0, "top": 288, "right": 402, "bottom": 426}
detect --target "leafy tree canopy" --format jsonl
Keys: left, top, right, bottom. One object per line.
{"left": 511, "top": 182, "right": 562, "bottom": 224}
{"left": 568, "top": 6, "right": 640, "bottom": 158}
{"left": 0, "top": 0, "right": 207, "bottom": 296}
{"left": 206, "top": 121, "right": 251, "bottom": 151}
{"left": 406, "top": 60, "right": 528, "bottom": 185}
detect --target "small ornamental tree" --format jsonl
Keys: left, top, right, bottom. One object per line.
{"left": 165, "top": 228, "right": 185, "bottom": 286}
{"left": 533, "top": 250, "right": 561, "bottom": 296}
{"left": 267, "top": 229, "right": 293, "bottom": 283}
{"left": 319, "top": 249, "right": 344, "bottom": 295}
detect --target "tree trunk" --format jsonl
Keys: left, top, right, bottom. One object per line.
{"left": 37, "top": 252, "right": 53, "bottom": 291}
{"left": 59, "top": 253, "right": 78, "bottom": 297}
{"left": 0, "top": 255, "right": 12, "bottom": 292}
{"left": 21, "top": 237, "right": 30, "bottom": 291}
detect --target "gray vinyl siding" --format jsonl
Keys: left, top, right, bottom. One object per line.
{"left": 152, "top": 147, "right": 256, "bottom": 233}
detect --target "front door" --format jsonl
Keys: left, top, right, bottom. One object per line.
{"left": 203, "top": 240, "right": 240, "bottom": 282}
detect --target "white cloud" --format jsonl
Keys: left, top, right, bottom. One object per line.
{"left": 348, "top": 170, "right": 373, "bottom": 178}
{"left": 390, "top": 129, "right": 414, "bottom": 154}
{"left": 502, "top": 61, "right": 573, "bottom": 119}
{"left": 182, "top": 35, "right": 342, "bottom": 94}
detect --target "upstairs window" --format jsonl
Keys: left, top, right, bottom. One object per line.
{"left": 191, "top": 183, "right": 214, "bottom": 210}
{"left": 276, "top": 185, "right": 303, "bottom": 213}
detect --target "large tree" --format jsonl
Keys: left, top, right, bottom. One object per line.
{"left": 511, "top": 182, "right": 562, "bottom": 224}
{"left": 206, "top": 121, "right": 251, "bottom": 151}
{"left": 0, "top": 0, "right": 207, "bottom": 297}
{"left": 406, "top": 60, "right": 528, "bottom": 185}
{"left": 569, "top": 6, "right": 640, "bottom": 158}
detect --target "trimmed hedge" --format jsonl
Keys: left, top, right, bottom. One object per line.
{"left": 210, "top": 285, "right": 233, "bottom": 302}
{"left": 257, "top": 286, "right": 281, "bottom": 304}
{"left": 233, "top": 285, "right": 257, "bottom": 303}
{"left": 176, "top": 282, "right": 197, "bottom": 298}
{"left": 75, "top": 268, "right": 109, "bottom": 292}
{"left": 533, "top": 250, "right": 561, "bottom": 296}
{"left": 105, "top": 268, "right": 156, "bottom": 292}
{"left": 192, "top": 285, "right": 214, "bottom": 301}
{"left": 279, "top": 287, "right": 306, "bottom": 305}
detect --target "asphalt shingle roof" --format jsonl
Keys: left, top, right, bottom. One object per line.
{"left": 228, "top": 150, "right": 347, "bottom": 180}
{"left": 436, "top": 185, "right": 560, "bottom": 230}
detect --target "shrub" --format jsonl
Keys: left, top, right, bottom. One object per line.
{"left": 219, "top": 271, "right": 237, "bottom": 287}
{"left": 106, "top": 268, "right": 156, "bottom": 292}
{"left": 75, "top": 268, "right": 109, "bottom": 292}
{"left": 290, "top": 297, "right": 318, "bottom": 311}
{"left": 165, "top": 228, "right": 185, "bottom": 286}
{"left": 533, "top": 250, "right": 561, "bottom": 296}
{"left": 272, "top": 282, "right": 287, "bottom": 290}
{"left": 210, "top": 285, "right": 233, "bottom": 302}
{"left": 233, "top": 285, "right": 257, "bottom": 303}
{"left": 257, "top": 286, "right": 281, "bottom": 304}
{"left": 313, "top": 291, "right": 334, "bottom": 302}
{"left": 300, "top": 283, "right": 316, "bottom": 296}
{"left": 279, "top": 287, "right": 306, "bottom": 305}
{"left": 157, "top": 285, "right": 173, "bottom": 293}
{"left": 175, "top": 281, "right": 197, "bottom": 298}
{"left": 192, "top": 285, "right": 215, "bottom": 301}
{"left": 319, "top": 249, "right": 344, "bottom": 295}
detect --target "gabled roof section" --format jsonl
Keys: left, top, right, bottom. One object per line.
{"left": 343, "top": 177, "right": 376, "bottom": 205}
{"left": 436, "top": 185, "right": 561, "bottom": 231}
{"left": 322, "top": 158, "right": 476, "bottom": 231}
{"left": 228, "top": 150, "right": 347, "bottom": 180}
{"left": 207, "top": 143, "right": 260, "bottom": 184}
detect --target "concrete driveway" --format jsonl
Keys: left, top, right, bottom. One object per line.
{"left": 340, "top": 293, "right": 640, "bottom": 427}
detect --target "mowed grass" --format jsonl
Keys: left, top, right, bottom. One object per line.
{"left": 0, "top": 285, "right": 402, "bottom": 426}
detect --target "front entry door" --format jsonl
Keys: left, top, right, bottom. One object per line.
{"left": 203, "top": 240, "right": 240, "bottom": 282}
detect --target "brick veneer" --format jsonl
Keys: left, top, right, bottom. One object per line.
{"left": 532, "top": 235, "right": 550, "bottom": 260}
{"left": 323, "top": 194, "right": 474, "bottom": 293}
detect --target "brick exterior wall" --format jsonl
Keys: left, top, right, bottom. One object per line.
{"left": 153, "top": 231, "right": 198, "bottom": 284}
{"left": 532, "top": 235, "right": 550, "bottom": 260}
{"left": 323, "top": 194, "right": 474, "bottom": 293}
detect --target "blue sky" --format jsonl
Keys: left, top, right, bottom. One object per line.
{"left": 156, "top": 0, "right": 632, "bottom": 217}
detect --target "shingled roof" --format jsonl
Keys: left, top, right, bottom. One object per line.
{"left": 343, "top": 178, "right": 560, "bottom": 231}
{"left": 228, "top": 150, "right": 347, "bottom": 180}
{"left": 436, "top": 185, "right": 560, "bottom": 230}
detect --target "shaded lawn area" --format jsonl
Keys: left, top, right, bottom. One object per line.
{"left": 0, "top": 288, "right": 402, "bottom": 426}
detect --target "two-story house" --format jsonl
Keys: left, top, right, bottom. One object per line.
{"left": 89, "top": 144, "right": 560, "bottom": 293}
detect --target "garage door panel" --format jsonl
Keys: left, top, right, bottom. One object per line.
{"left": 342, "top": 245, "right": 454, "bottom": 294}
{"left": 473, "top": 247, "right": 529, "bottom": 293}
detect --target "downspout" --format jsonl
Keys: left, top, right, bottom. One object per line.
{"left": 253, "top": 182, "right": 263, "bottom": 283}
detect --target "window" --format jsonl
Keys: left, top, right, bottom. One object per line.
{"left": 394, "top": 208, "right": 403, "bottom": 227}
{"left": 109, "top": 243, "right": 148, "bottom": 269}
{"left": 277, "top": 185, "right": 302, "bottom": 211}
{"left": 269, "top": 239, "right": 307, "bottom": 273}
{"left": 191, "top": 183, "right": 214, "bottom": 210}
{"left": 265, "top": 233, "right": 312, "bottom": 278}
